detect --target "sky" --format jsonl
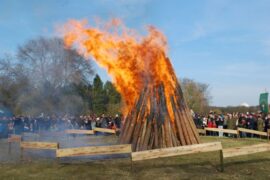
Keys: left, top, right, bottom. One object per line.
{"left": 0, "top": 0, "right": 270, "bottom": 107}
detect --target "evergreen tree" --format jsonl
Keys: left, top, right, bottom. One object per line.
{"left": 104, "top": 81, "right": 121, "bottom": 115}
{"left": 104, "top": 81, "right": 121, "bottom": 104}
{"left": 92, "top": 74, "right": 107, "bottom": 115}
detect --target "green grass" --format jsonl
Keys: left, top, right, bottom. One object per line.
{"left": 1, "top": 136, "right": 270, "bottom": 180}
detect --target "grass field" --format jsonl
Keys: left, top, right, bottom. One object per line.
{"left": 0, "top": 135, "right": 270, "bottom": 180}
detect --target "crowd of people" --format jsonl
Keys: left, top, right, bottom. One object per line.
{"left": 0, "top": 114, "right": 122, "bottom": 138}
{"left": 1, "top": 110, "right": 270, "bottom": 139}
{"left": 193, "top": 111, "right": 270, "bottom": 136}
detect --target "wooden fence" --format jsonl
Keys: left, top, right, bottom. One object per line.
{"left": 56, "top": 144, "right": 131, "bottom": 158}
{"left": 8, "top": 135, "right": 22, "bottom": 154}
{"left": 223, "top": 143, "right": 270, "bottom": 158}
{"left": 131, "top": 142, "right": 224, "bottom": 171}
{"left": 198, "top": 127, "right": 270, "bottom": 139}
{"left": 20, "top": 141, "right": 59, "bottom": 160}
{"left": 237, "top": 128, "right": 268, "bottom": 137}
{"left": 65, "top": 129, "right": 95, "bottom": 135}
{"left": 94, "top": 127, "right": 116, "bottom": 134}
{"left": 5, "top": 137, "right": 270, "bottom": 172}
{"left": 204, "top": 128, "right": 239, "bottom": 136}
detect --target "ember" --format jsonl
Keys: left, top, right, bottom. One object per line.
{"left": 61, "top": 19, "right": 200, "bottom": 151}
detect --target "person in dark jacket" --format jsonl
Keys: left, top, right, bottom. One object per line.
{"left": 114, "top": 114, "right": 121, "bottom": 129}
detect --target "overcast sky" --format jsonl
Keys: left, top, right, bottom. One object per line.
{"left": 1, "top": 0, "right": 270, "bottom": 106}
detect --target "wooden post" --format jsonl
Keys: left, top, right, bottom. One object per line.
{"left": 8, "top": 142, "right": 11, "bottom": 154}
{"left": 57, "top": 143, "right": 60, "bottom": 163}
{"left": 20, "top": 147, "right": 24, "bottom": 161}
{"left": 130, "top": 155, "right": 133, "bottom": 172}
{"left": 236, "top": 129, "right": 240, "bottom": 139}
{"left": 219, "top": 150, "right": 224, "bottom": 172}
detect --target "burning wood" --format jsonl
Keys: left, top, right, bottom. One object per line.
{"left": 61, "top": 19, "right": 200, "bottom": 151}
{"left": 119, "top": 83, "right": 200, "bottom": 151}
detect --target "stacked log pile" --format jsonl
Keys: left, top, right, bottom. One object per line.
{"left": 119, "top": 82, "right": 200, "bottom": 151}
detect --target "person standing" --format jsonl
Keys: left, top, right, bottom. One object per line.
{"left": 257, "top": 114, "right": 264, "bottom": 132}
{"left": 114, "top": 114, "right": 121, "bottom": 129}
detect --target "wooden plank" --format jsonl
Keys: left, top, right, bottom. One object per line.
{"left": 223, "top": 143, "right": 270, "bottom": 158}
{"left": 65, "top": 129, "right": 94, "bottom": 135}
{"left": 56, "top": 144, "right": 132, "bottom": 158}
{"left": 132, "top": 142, "right": 222, "bottom": 161}
{"left": 23, "top": 132, "right": 40, "bottom": 137}
{"left": 21, "top": 141, "right": 59, "bottom": 150}
{"left": 8, "top": 135, "right": 22, "bottom": 143}
{"left": 205, "top": 128, "right": 238, "bottom": 135}
{"left": 197, "top": 129, "right": 206, "bottom": 135}
{"left": 238, "top": 128, "right": 267, "bottom": 136}
{"left": 94, "top": 128, "right": 116, "bottom": 134}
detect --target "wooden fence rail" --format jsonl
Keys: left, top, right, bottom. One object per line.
{"left": 204, "top": 128, "right": 239, "bottom": 136}
{"left": 131, "top": 142, "right": 224, "bottom": 171}
{"left": 199, "top": 127, "right": 270, "bottom": 139}
{"left": 94, "top": 128, "right": 116, "bottom": 134}
{"left": 223, "top": 143, "right": 270, "bottom": 158}
{"left": 20, "top": 141, "right": 59, "bottom": 160}
{"left": 65, "top": 129, "right": 95, "bottom": 135}
{"left": 56, "top": 144, "right": 131, "bottom": 158}
{"left": 237, "top": 128, "right": 268, "bottom": 137}
{"left": 8, "top": 135, "right": 22, "bottom": 154}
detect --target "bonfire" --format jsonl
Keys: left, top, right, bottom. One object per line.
{"left": 61, "top": 19, "right": 200, "bottom": 151}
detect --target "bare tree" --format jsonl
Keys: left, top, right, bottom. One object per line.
{"left": 180, "top": 78, "right": 211, "bottom": 113}
{"left": 0, "top": 37, "right": 95, "bottom": 115}
{"left": 17, "top": 37, "right": 94, "bottom": 89}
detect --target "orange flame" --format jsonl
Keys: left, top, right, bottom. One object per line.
{"left": 61, "top": 19, "right": 178, "bottom": 118}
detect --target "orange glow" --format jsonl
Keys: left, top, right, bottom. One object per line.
{"left": 60, "top": 19, "right": 178, "bottom": 120}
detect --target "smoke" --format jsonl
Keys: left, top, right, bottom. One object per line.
{"left": 0, "top": 132, "right": 121, "bottom": 163}
{"left": 0, "top": 37, "right": 94, "bottom": 116}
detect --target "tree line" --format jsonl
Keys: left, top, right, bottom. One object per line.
{"left": 0, "top": 37, "right": 211, "bottom": 116}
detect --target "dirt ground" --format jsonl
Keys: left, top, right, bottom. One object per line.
{"left": 0, "top": 134, "right": 270, "bottom": 180}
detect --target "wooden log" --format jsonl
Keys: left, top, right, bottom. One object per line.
{"left": 65, "top": 129, "right": 95, "bottom": 135}
{"left": 142, "top": 121, "right": 153, "bottom": 150}
{"left": 205, "top": 128, "right": 238, "bottom": 135}
{"left": 175, "top": 84, "right": 200, "bottom": 144}
{"left": 140, "top": 91, "right": 157, "bottom": 150}
{"left": 148, "top": 126, "right": 155, "bottom": 150}
{"left": 8, "top": 135, "right": 22, "bottom": 154}
{"left": 237, "top": 128, "right": 267, "bottom": 136}
{"left": 21, "top": 141, "right": 59, "bottom": 150}
{"left": 153, "top": 120, "right": 159, "bottom": 148}
{"left": 161, "top": 125, "right": 166, "bottom": 148}
{"left": 23, "top": 132, "right": 39, "bottom": 136}
{"left": 158, "top": 84, "right": 173, "bottom": 148}
{"left": 170, "top": 96, "right": 186, "bottom": 145}
{"left": 132, "top": 142, "right": 222, "bottom": 161}
{"left": 121, "top": 88, "right": 147, "bottom": 144}
{"left": 173, "top": 88, "right": 194, "bottom": 144}
{"left": 94, "top": 128, "right": 116, "bottom": 134}
{"left": 132, "top": 121, "right": 142, "bottom": 151}
{"left": 132, "top": 92, "right": 148, "bottom": 151}
{"left": 8, "top": 135, "right": 22, "bottom": 143}
{"left": 183, "top": 107, "right": 201, "bottom": 143}
{"left": 179, "top": 101, "right": 199, "bottom": 144}
{"left": 137, "top": 119, "right": 148, "bottom": 151}
{"left": 119, "top": 112, "right": 131, "bottom": 140}
{"left": 223, "top": 143, "right": 270, "bottom": 158}
{"left": 56, "top": 144, "right": 132, "bottom": 158}
{"left": 176, "top": 108, "right": 192, "bottom": 145}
